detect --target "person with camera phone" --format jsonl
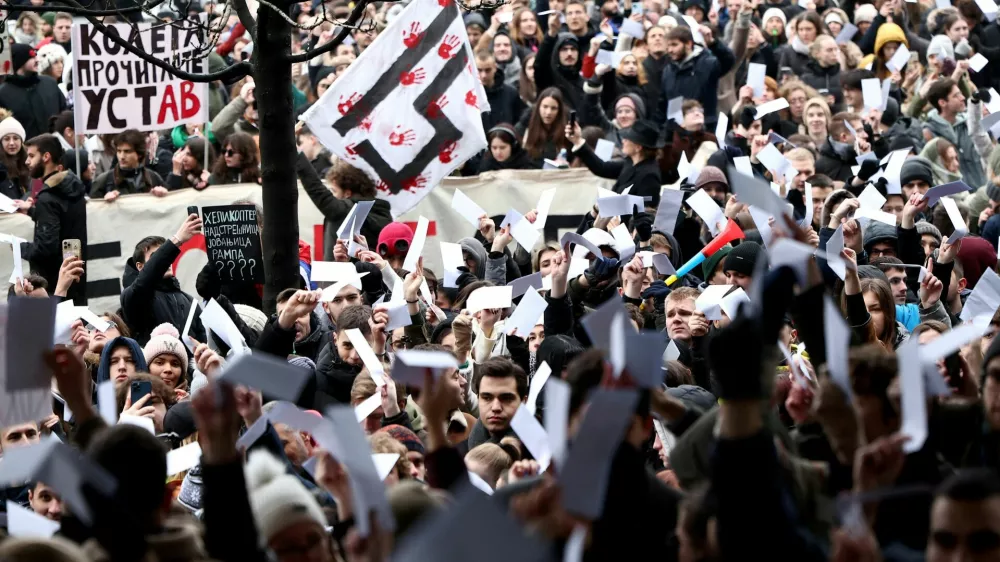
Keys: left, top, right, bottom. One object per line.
{"left": 564, "top": 117, "right": 663, "bottom": 209}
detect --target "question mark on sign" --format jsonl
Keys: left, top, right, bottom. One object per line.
{"left": 248, "top": 259, "right": 256, "bottom": 278}
{"left": 228, "top": 261, "right": 236, "bottom": 278}
{"left": 216, "top": 261, "right": 225, "bottom": 276}
{"left": 239, "top": 259, "right": 246, "bottom": 278}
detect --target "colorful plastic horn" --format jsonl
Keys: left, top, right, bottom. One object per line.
{"left": 665, "top": 219, "right": 745, "bottom": 285}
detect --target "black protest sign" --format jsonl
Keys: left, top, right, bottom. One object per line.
{"left": 201, "top": 205, "right": 263, "bottom": 283}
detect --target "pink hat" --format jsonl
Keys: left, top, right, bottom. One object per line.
{"left": 143, "top": 323, "right": 188, "bottom": 367}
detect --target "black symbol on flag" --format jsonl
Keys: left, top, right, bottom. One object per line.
{"left": 333, "top": 3, "right": 467, "bottom": 195}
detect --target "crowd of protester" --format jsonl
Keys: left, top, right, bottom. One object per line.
{"left": 9, "top": 0, "right": 1000, "bottom": 559}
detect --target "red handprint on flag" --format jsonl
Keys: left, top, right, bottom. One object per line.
{"left": 402, "top": 22, "right": 425, "bottom": 48}
{"left": 389, "top": 127, "right": 417, "bottom": 146}
{"left": 438, "top": 141, "right": 458, "bottom": 164}
{"left": 338, "top": 93, "right": 361, "bottom": 115}
{"left": 465, "top": 90, "right": 478, "bottom": 108}
{"left": 401, "top": 174, "right": 428, "bottom": 193}
{"left": 400, "top": 68, "right": 427, "bottom": 86}
{"left": 427, "top": 95, "right": 449, "bottom": 119}
{"left": 438, "top": 35, "right": 461, "bottom": 59}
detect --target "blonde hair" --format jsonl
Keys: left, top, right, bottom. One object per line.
{"left": 465, "top": 443, "right": 513, "bottom": 485}
{"left": 779, "top": 80, "right": 821, "bottom": 103}
{"left": 785, "top": 147, "right": 816, "bottom": 164}
{"left": 532, "top": 242, "right": 561, "bottom": 272}
{"left": 349, "top": 370, "right": 404, "bottom": 406}
{"left": 370, "top": 432, "right": 413, "bottom": 481}
{"left": 803, "top": 97, "right": 832, "bottom": 121}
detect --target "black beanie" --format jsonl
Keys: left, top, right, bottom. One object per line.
{"left": 12, "top": 44, "right": 34, "bottom": 73}
{"left": 900, "top": 157, "right": 934, "bottom": 188}
{"left": 723, "top": 241, "right": 765, "bottom": 276}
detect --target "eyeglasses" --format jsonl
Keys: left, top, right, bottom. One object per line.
{"left": 378, "top": 239, "right": 409, "bottom": 257}
{"left": 226, "top": 149, "right": 236, "bottom": 157}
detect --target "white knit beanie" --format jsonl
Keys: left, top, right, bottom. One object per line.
{"left": 854, "top": 4, "right": 878, "bottom": 24}
{"left": 763, "top": 7, "right": 787, "bottom": 27}
{"left": 245, "top": 450, "right": 328, "bottom": 545}
{"left": 0, "top": 117, "right": 26, "bottom": 142}
{"left": 35, "top": 42, "right": 67, "bottom": 74}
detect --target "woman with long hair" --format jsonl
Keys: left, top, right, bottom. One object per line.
{"left": 517, "top": 87, "right": 569, "bottom": 165}
{"left": 509, "top": 8, "right": 542, "bottom": 58}
{"left": 167, "top": 137, "right": 215, "bottom": 190}
{"left": 566, "top": 118, "right": 663, "bottom": 207}
{"left": 0, "top": 112, "right": 30, "bottom": 203}
{"left": 519, "top": 53, "right": 538, "bottom": 105}
{"left": 843, "top": 248, "right": 907, "bottom": 350}
{"left": 209, "top": 132, "right": 261, "bottom": 184}
{"left": 479, "top": 124, "right": 537, "bottom": 172}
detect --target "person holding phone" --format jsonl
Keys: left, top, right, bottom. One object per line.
{"left": 20, "top": 133, "right": 88, "bottom": 304}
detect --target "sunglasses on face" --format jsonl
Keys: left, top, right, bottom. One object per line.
{"left": 378, "top": 239, "right": 409, "bottom": 257}
{"left": 226, "top": 149, "right": 236, "bottom": 157}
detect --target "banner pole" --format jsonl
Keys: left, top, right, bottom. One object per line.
{"left": 74, "top": 132, "right": 81, "bottom": 178}
{"left": 204, "top": 123, "right": 210, "bottom": 178}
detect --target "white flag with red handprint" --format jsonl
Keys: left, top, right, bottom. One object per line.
{"left": 302, "top": 0, "right": 489, "bottom": 218}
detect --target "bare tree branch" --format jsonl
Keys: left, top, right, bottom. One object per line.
{"left": 51, "top": 0, "right": 252, "bottom": 82}
{"left": 232, "top": 0, "right": 258, "bottom": 42}
{"left": 0, "top": 0, "right": 161, "bottom": 17}
{"left": 284, "top": 0, "right": 368, "bottom": 63}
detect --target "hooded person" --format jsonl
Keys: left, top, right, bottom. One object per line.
{"left": 858, "top": 22, "right": 909, "bottom": 81}
{"left": 459, "top": 237, "right": 488, "bottom": 280}
{"left": 863, "top": 220, "right": 899, "bottom": 258}
{"left": 919, "top": 137, "right": 963, "bottom": 186}
{"left": 922, "top": 77, "right": 989, "bottom": 189}
{"left": 97, "top": 336, "right": 149, "bottom": 387}
{"left": 0, "top": 44, "right": 66, "bottom": 139}
{"left": 535, "top": 31, "right": 584, "bottom": 110}
{"left": 579, "top": 70, "right": 648, "bottom": 149}
{"left": 478, "top": 124, "right": 536, "bottom": 172}
{"left": 957, "top": 236, "right": 998, "bottom": 289}
{"left": 880, "top": 97, "right": 925, "bottom": 153}
{"left": 376, "top": 221, "right": 414, "bottom": 272}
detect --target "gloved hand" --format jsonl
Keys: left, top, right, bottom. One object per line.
{"left": 632, "top": 212, "right": 654, "bottom": 242}
{"left": 196, "top": 263, "right": 223, "bottom": 300}
{"left": 973, "top": 89, "right": 992, "bottom": 105}
{"left": 740, "top": 106, "right": 756, "bottom": 130}
{"left": 641, "top": 280, "right": 669, "bottom": 302}
{"left": 707, "top": 302, "right": 768, "bottom": 400}
{"left": 857, "top": 158, "right": 880, "bottom": 182}
{"left": 584, "top": 256, "right": 620, "bottom": 287}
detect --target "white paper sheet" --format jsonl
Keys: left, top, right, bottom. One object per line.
{"left": 862, "top": 78, "right": 883, "bottom": 110}
{"left": 654, "top": 187, "right": 685, "bottom": 234}
{"left": 686, "top": 189, "right": 725, "bottom": 236}
{"left": 824, "top": 296, "right": 853, "bottom": 401}
{"left": 715, "top": 112, "right": 728, "bottom": 149}
{"left": 594, "top": 138, "right": 615, "bottom": 161}
{"left": 667, "top": 96, "right": 684, "bottom": 123}
{"left": 6, "top": 500, "right": 60, "bottom": 538}
{"left": 346, "top": 328, "right": 386, "bottom": 384}
{"left": 167, "top": 442, "right": 203, "bottom": 475}
{"left": 754, "top": 98, "right": 789, "bottom": 119}
{"left": 836, "top": 23, "right": 858, "bottom": 44}
{"left": 620, "top": 18, "right": 644, "bottom": 38}
{"left": 970, "top": 52, "right": 989, "bottom": 73}
{"left": 354, "top": 393, "right": 381, "bottom": 422}
{"left": 940, "top": 197, "right": 968, "bottom": 244}
{"left": 747, "top": 63, "right": 766, "bottom": 97}
{"left": 886, "top": 44, "right": 911, "bottom": 72}
{"left": 534, "top": 188, "right": 557, "bottom": 230}
{"left": 923, "top": 181, "right": 971, "bottom": 207}
{"left": 311, "top": 261, "right": 360, "bottom": 282}
{"left": 466, "top": 286, "right": 513, "bottom": 314}
{"left": 391, "top": 349, "right": 460, "bottom": 385}
{"left": 695, "top": 284, "right": 733, "bottom": 321}
{"left": 510, "top": 405, "right": 552, "bottom": 471}
{"left": 526, "top": 361, "right": 551, "bottom": 416}
{"left": 402, "top": 216, "right": 430, "bottom": 272}
{"left": 505, "top": 287, "right": 548, "bottom": 338}
{"left": 373, "top": 453, "right": 400, "bottom": 481}
{"left": 452, "top": 189, "right": 487, "bottom": 229}
{"left": 898, "top": 338, "right": 927, "bottom": 453}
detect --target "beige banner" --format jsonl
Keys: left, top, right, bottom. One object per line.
{"left": 0, "top": 169, "right": 612, "bottom": 312}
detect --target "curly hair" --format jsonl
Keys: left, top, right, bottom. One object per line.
{"left": 325, "top": 159, "right": 376, "bottom": 198}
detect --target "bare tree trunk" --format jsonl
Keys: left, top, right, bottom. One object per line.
{"left": 253, "top": 1, "right": 299, "bottom": 315}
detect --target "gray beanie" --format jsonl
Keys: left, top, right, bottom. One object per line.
{"left": 863, "top": 221, "right": 898, "bottom": 252}
{"left": 916, "top": 220, "right": 942, "bottom": 245}
{"left": 927, "top": 35, "right": 955, "bottom": 61}
{"left": 987, "top": 183, "right": 1000, "bottom": 202}
{"left": 900, "top": 157, "right": 935, "bottom": 188}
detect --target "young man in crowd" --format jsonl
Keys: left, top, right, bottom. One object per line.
{"left": 467, "top": 356, "right": 526, "bottom": 451}
{"left": 90, "top": 129, "right": 166, "bottom": 200}
{"left": 20, "top": 133, "right": 87, "bottom": 304}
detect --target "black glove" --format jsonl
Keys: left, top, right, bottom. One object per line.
{"left": 706, "top": 303, "right": 767, "bottom": 400}
{"left": 973, "top": 89, "right": 992, "bottom": 105}
{"left": 583, "top": 256, "right": 620, "bottom": 287}
{"left": 857, "top": 158, "right": 880, "bottom": 182}
{"left": 632, "top": 212, "right": 654, "bottom": 241}
{"left": 196, "top": 262, "right": 223, "bottom": 300}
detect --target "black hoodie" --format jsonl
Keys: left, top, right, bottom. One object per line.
{"left": 20, "top": 171, "right": 88, "bottom": 304}
{"left": 535, "top": 32, "right": 584, "bottom": 110}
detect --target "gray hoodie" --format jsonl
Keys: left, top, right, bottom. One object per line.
{"left": 459, "top": 237, "right": 487, "bottom": 280}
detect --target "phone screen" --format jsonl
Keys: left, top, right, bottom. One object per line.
{"left": 130, "top": 381, "right": 152, "bottom": 406}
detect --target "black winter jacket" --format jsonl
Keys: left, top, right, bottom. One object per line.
{"left": 571, "top": 143, "right": 662, "bottom": 207}
{"left": 20, "top": 171, "right": 87, "bottom": 304}
{"left": 90, "top": 166, "right": 165, "bottom": 198}
{"left": 0, "top": 74, "right": 65, "bottom": 140}
{"left": 535, "top": 33, "right": 584, "bottom": 110}
{"left": 801, "top": 59, "right": 843, "bottom": 104}
{"left": 120, "top": 239, "right": 207, "bottom": 345}
{"left": 255, "top": 312, "right": 332, "bottom": 365}
{"left": 482, "top": 71, "right": 528, "bottom": 131}
{"left": 295, "top": 153, "right": 392, "bottom": 261}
